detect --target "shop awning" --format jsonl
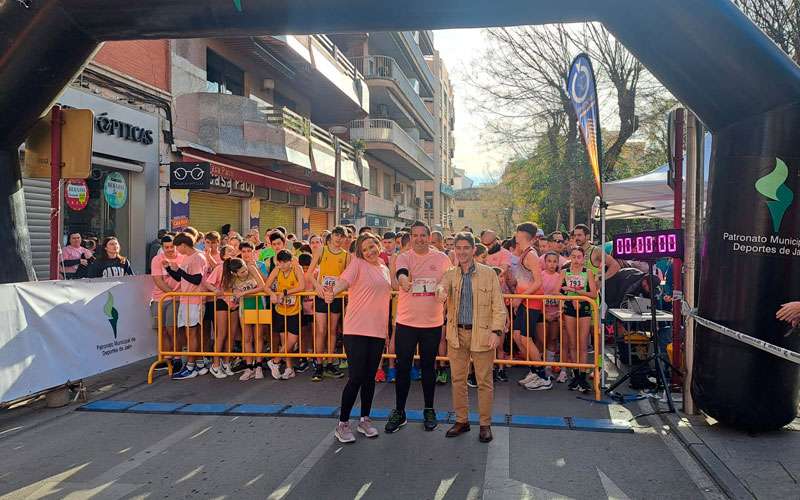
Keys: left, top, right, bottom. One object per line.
{"left": 180, "top": 148, "right": 311, "bottom": 195}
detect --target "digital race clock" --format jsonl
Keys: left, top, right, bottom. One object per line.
{"left": 612, "top": 228, "right": 684, "bottom": 260}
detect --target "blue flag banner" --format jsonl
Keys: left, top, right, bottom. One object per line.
{"left": 567, "top": 53, "right": 602, "bottom": 196}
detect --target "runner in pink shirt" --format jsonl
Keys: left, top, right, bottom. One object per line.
{"left": 166, "top": 233, "right": 209, "bottom": 380}
{"left": 324, "top": 233, "right": 394, "bottom": 443}
{"left": 150, "top": 234, "right": 184, "bottom": 364}
{"left": 386, "top": 221, "right": 452, "bottom": 434}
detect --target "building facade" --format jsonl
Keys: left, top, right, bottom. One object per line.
{"left": 170, "top": 35, "right": 370, "bottom": 239}
{"left": 453, "top": 186, "right": 513, "bottom": 237}
{"left": 331, "top": 31, "right": 453, "bottom": 234}
{"left": 419, "top": 50, "right": 456, "bottom": 233}
{"left": 23, "top": 40, "right": 172, "bottom": 278}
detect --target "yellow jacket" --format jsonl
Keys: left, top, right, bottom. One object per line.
{"left": 439, "top": 261, "right": 507, "bottom": 352}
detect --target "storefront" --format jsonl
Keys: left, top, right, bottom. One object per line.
{"left": 23, "top": 86, "right": 160, "bottom": 278}
{"left": 177, "top": 150, "right": 310, "bottom": 239}
{"left": 308, "top": 209, "right": 330, "bottom": 236}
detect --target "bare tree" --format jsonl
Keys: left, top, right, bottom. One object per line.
{"left": 734, "top": 0, "right": 800, "bottom": 63}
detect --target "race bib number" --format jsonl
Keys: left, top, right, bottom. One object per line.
{"left": 567, "top": 276, "right": 585, "bottom": 289}
{"left": 544, "top": 299, "right": 559, "bottom": 306}
{"left": 322, "top": 276, "right": 338, "bottom": 288}
{"left": 411, "top": 278, "right": 437, "bottom": 296}
{"left": 282, "top": 295, "right": 297, "bottom": 306}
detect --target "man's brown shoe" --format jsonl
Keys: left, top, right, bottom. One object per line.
{"left": 479, "top": 426, "right": 493, "bottom": 443}
{"left": 445, "top": 422, "right": 471, "bottom": 437}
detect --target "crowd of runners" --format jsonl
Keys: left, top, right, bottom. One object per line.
{"left": 62, "top": 219, "right": 655, "bottom": 442}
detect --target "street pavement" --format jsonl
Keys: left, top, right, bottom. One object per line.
{"left": 0, "top": 358, "right": 788, "bottom": 499}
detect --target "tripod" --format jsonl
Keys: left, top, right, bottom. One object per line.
{"left": 605, "top": 261, "right": 681, "bottom": 413}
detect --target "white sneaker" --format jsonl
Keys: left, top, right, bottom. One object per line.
{"left": 239, "top": 368, "right": 254, "bottom": 381}
{"left": 210, "top": 365, "right": 227, "bottom": 379}
{"left": 357, "top": 417, "right": 379, "bottom": 438}
{"left": 196, "top": 363, "right": 209, "bottom": 376}
{"left": 267, "top": 360, "right": 282, "bottom": 380}
{"left": 281, "top": 368, "right": 296, "bottom": 380}
{"left": 556, "top": 370, "right": 568, "bottom": 383}
{"left": 518, "top": 371, "right": 537, "bottom": 386}
{"left": 335, "top": 421, "right": 356, "bottom": 443}
{"left": 524, "top": 373, "right": 553, "bottom": 391}
{"left": 254, "top": 366, "right": 265, "bottom": 380}
{"left": 222, "top": 362, "right": 234, "bottom": 377}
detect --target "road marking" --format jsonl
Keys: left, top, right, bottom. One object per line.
{"left": 353, "top": 482, "right": 372, "bottom": 500}
{"left": 267, "top": 382, "right": 392, "bottom": 499}
{"left": 634, "top": 400, "right": 726, "bottom": 500}
{"left": 597, "top": 468, "right": 631, "bottom": 500}
{"left": 482, "top": 383, "right": 574, "bottom": 500}
{"left": 435, "top": 474, "right": 458, "bottom": 499}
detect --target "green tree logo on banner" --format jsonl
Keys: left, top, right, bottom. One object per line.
{"left": 755, "top": 158, "right": 793, "bottom": 233}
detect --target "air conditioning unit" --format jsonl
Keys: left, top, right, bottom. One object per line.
{"left": 393, "top": 183, "right": 404, "bottom": 195}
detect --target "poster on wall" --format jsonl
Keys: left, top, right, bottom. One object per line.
{"left": 64, "top": 179, "right": 89, "bottom": 211}
{"left": 170, "top": 189, "right": 189, "bottom": 231}
{"left": 103, "top": 171, "right": 128, "bottom": 209}
{"left": 250, "top": 198, "right": 260, "bottom": 230}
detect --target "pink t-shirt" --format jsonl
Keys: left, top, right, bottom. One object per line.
{"left": 540, "top": 270, "right": 563, "bottom": 320}
{"left": 339, "top": 258, "right": 392, "bottom": 339}
{"left": 395, "top": 249, "right": 452, "bottom": 328}
{"left": 486, "top": 247, "right": 512, "bottom": 270}
{"left": 151, "top": 253, "right": 183, "bottom": 301}
{"left": 61, "top": 245, "right": 93, "bottom": 274}
{"left": 179, "top": 251, "right": 207, "bottom": 305}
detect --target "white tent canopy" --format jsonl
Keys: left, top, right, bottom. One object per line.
{"left": 603, "top": 134, "right": 711, "bottom": 220}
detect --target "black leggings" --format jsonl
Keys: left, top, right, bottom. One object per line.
{"left": 395, "top": 323, "right": 442, "bottom": 411}
{"left": 340, "top": 335, "right": 386, "bottom": 422}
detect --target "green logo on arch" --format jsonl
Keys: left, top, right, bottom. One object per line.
{"left": 755, "top": 158, "right": 793, "bottom": 233}
{"left": 232, "top": 0, "right": 242, "bottom": 11}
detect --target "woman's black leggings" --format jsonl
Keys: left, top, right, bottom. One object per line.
{"left": 340, "top": 335, "right": 386, "bottom": 422}
{"left": 394, "top": 323, "right": 442, "bottom": 411}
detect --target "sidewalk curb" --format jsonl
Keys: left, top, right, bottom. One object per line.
{"left": 656, "top": 405, "right": 756, "bottom": 500}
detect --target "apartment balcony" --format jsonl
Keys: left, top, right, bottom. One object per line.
{"left": 174, "top": 92, "right": 367, "bottom": 189}
{"left": 351, "top": 55, "right": 435, "bottom": 139}
{"left": 419, "top": 31, "right": 435, "bottom": 56}
{"left": 233, "top": 34, "right": 369, "bottom": 123}
{"left": 349, "top": 118, "right": 434, "bottom": 181}
{"left": 366, "top": 31, "right": 435, "bottom": 98}
{"left": 364, "top": 193, "right": 395, "bottom": 218}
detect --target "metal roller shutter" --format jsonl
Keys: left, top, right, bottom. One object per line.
{"left": 260, "top": 202, "right": 296, "bottom": 234}
{"left": 189, "top": 192, "right": 241, "bottom": 235}
{"left": 23, "top": 178, "right": 52, "bottom": 280}
{"left": 309, "top": 210, "right": 329, "bottom": 235}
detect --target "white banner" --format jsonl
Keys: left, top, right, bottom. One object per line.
{"left": 0, "top": 276, "right": 156, "bottom": 404}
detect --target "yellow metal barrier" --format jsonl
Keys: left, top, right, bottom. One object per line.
{"left": 148, "top": 291, "right": 601, "bottom": 400}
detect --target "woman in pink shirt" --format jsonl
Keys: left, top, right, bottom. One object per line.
{"left": 322, "top": 232, "right": 394, "bottom": 443}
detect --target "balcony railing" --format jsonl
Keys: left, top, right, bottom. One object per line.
{"left": 311, "top": 34, "right": 363, "bottom": 81}
{"left": 349, "top": 118, "right": 434, "bottom": 177}
{"left": 350, "top": 55, "right": 435, "bottom": 133}
{"left": 261, "top": 103, "right": 359, "bottom": 162}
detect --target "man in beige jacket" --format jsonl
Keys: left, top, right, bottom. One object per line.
{"left": 437, "top": 232, "right": 507, "bottom": 442}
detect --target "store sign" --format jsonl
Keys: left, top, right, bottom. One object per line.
{"left": 65, "top": 179, "right": 89, "bottom": 211}
{"left": 170, "top": 161, "right": 211, "bottom": 189}
{"left": 170, "top": 189, "right": 190, "bottom": 231}
{"left": 104, "top": 171, "right": 128, "bottom": 209}
{"left": 95, "top": 112, "right": 154, "bottom": 145}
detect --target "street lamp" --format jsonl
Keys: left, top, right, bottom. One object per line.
{"left": 328, "top": 126, "right": 349, "bottom": 225}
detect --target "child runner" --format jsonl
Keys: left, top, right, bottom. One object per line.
{"left": 265, "top": 250, "right": 305, "bottom": 380}
{"left": 561, "top": 247, "right": 598, "bottom": 392}
{"left": 541, "top": 252, "right": 567, "bottom": 382}
{"left": 306, "top": 225, "right": 350, "bottom": 381}
{"left": 221, "top": 257, "right": 266, "bottom": 381}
